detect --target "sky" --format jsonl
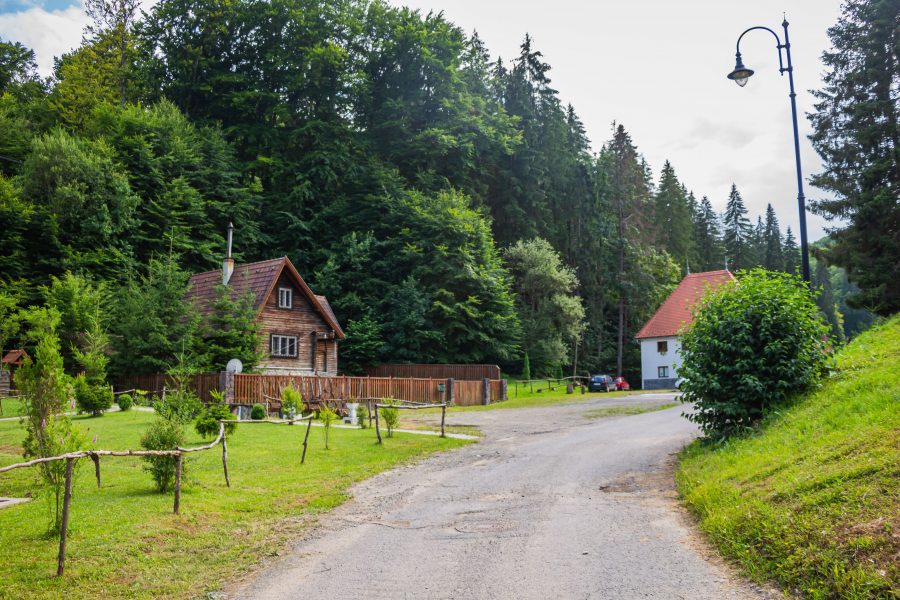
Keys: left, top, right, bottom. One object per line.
{"left": 0, "top": 0, "right": 845, "bottom": 241}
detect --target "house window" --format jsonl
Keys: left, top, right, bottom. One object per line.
{"left": 271, "top": 334, "right": 298, "bottom": 357}
{"left": 658, "top": 366, "right": 669, "bottom": 378}
{"left": 278, "top": 287, "right": 292, "bottom": 309}
{"left": 657, "top": 340, "right": 668, "bottom": 354}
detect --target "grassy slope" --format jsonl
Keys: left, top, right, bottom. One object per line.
{"left": 0, "top": 411, "right": 467, "bottom": 599}
{"left": 677, "top": 316, "right": 900, "bottom": 599}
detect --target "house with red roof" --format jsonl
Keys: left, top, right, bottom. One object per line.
{"left": 635, "top": 270, "right": 734, "bottom": 389}
{"left": 186, "top": 225, "right": 344, "bottom": 375}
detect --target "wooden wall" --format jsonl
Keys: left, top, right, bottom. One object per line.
{"left": 367, "top": 364, "right": 501, "bottom": 381}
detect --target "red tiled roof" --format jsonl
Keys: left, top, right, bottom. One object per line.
{"left": 187, "top": 257, "right": 345, "bottom": 338}
{"left": 635, "top": 270, "right": 735, "bottom": 339}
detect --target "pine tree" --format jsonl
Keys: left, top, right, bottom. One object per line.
{"left": 783, "top": 227, "right": 801, "bottom": 275}
{"left": 763, "top": 204, "right": 784, "bottom": 271}
{"left": 653, "top": 161, "right": 694, "bottom": 271}
{"left": 722, "top": 184, "right": 753, "bottom": 270}
{"left": 808, "top": 0, "right": 900, "bottom": 315}
{"left": 694, "top": 196, "right": 724, "bottom": 271}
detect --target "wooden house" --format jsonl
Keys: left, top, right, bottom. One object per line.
{"left": 187, "top": 226, "right": 344, "bottom": 375}
{"left": 1, "top": 349, "right": 30, "bottom": 394}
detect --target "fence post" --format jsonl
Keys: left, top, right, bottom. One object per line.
{"left": 501, "top": 379, "right": 508, "bottom": 402}
{"left": 482, "top": 378, "right": 490, "bottom": 406}
{"left": 301, "top": 418, "right": 312, "bottom": 464}
{"left": 374, "top": 404, "right": 382, "bottom": 444}
{"left": 220, "top": 370, "right": 235, "bottom": 405}
{"left": 447, "top": 378, "right": 454, "bottom": 406}
{"left": 56, "top": 457, "right": 74, "bottom": 577}
{"left": 173, "top": 453, "right": 183, "bottom": 515}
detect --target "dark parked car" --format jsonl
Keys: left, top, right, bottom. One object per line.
{"left": 588, "top": 374, "right": 614, "bottom": 392}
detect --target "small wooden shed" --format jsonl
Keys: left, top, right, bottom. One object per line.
{"left": 1, "top": 349, "right": 30, "bottom": 394}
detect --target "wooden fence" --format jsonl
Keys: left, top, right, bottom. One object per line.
{"left": 118, "top": 373, "right": 506, "bottom": 411}
{"left": 116, "top": 374, "right": 221, "bottom": 402}
{"left": 231, "top": 374, "right": 504, "bottom": 409}
{"left": 366, "top": 364, "right": 501, "bottom": 381}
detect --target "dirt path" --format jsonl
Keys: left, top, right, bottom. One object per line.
{"left": 230, "top": 393, "right": 772, "bottom": 599}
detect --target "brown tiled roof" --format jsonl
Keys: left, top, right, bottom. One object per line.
{"left": 187, "top": 257, "right": 345, "bottom": 338}
{"left": 635, "top": 270, "right": 735, "bottom": 339}
{"left": 2, "top": 349, "right": 29, "bottom": 365}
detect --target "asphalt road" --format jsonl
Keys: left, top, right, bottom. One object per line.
{"left": 231, "top": 393, "right": 772, "bottom": 600}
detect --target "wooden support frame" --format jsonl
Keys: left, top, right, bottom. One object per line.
{"left": 373, "top": 402, "right": 448, "bottom": 444}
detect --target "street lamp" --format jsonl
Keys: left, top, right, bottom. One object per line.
{"left": 727, "top": 17, "right": 811, "bottom": 283}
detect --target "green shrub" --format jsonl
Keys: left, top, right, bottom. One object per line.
{"left": 140, "top": 418, "right": 186, "bottom": 493}
{"left": 73, "top": 374, "right": 114, "bottom": 416}
{"left": 357, "top": 404, "right": 368, "bottom": 429}
{"left": 250, "top": 404, "right": 266, "bottom": 420}
{"left": 380, "top": 400, "right": 399, "bottom": 438}
{"left": 281, "top": 386, "right": 301, "bottom": 420}
{"left": 157, "top": 388, "right": 203, "bottom": 423}
{"left": 133, "top": 389, "right": 149, "bottom": 406}
{"left": 319, "top": 404, "right": 336, "bottom": 449}
{"left": 117, "top": 393, "right": 133, "bottom": 411}
{"left": 194, "top": 402, "right": 236, "bottom": 439}
{"left": 679, "top": 269, "right": 830, "bottom": 438}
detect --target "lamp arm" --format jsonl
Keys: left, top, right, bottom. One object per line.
{"left": 735, "top": 26, "right": 786, "bottom": 74}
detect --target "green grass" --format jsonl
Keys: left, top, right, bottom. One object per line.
{"left": 0, "top": 397, "right": 24, "bottom": 418}
{"left": 474, "top": 381, "right": 637, "bottom": 411}
{"left": 677, "top": 316, "right": 900, "bottom": 599}
{"left": 0, "top": 411, "right": 468, "bottom": 599}
{"left": 582, "top": 402, "right": 678, "bottom": 419}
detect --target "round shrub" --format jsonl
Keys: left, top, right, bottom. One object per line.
{"left": 250, "top": 404, "right": 266, "bottom": 420}
{"left": 117, "top": 393, "right": 133, "bottom": 412}
{"left": 194, "top": 402, "right": 237, "bottom": 439}
{"left": 73, "top": 375, "right": 114, "bottom": 416}
{"left": 679, "top": 269, "right": 830, "bottom": 438}
{"left": 140, "top": 418, "right": 186, "bottom": 493}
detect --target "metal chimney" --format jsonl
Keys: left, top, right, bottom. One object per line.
{"left": 223, "top": 222, "right": 235, "bottom": 285}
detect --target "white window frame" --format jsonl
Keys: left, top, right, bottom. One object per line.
{"left": 278, "top": 287, "right": 293, "bottom": 309}
{"left": 270, "top": 334, "right": 298, "bottom": 358}
{"left": 658, "top": 366, "right": 669, "bottom": 378}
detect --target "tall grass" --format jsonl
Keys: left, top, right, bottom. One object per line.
{"left": 677, "top": 316, "right": 899, "bottom": 599}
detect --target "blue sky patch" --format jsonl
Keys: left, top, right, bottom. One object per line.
{"left": 0, "top": 0, "right": 81, "bottom": 15}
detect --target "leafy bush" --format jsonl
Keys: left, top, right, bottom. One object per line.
{"left": 319, "top": 404, "right": 336, "bottom": 449}
{"left": 133, "top": 389, "right": 149, "bottom": 406}
{"left": 357, "top": 404, "right": 368, "bottom": 429}
{"left": 157, "top": 388, "right": 203, "bottom": 423}
{"left": 679, "top": 269, "right": 830, "bottom": 438}
{"left": 73, "top": 374, "right": 114, "bottom": 416}
{"left": 380, "top": 400, "right": 399, "bottom": 438}
{"left": 194, "top": 402, "right": 236, "bottom": 439}
{"left": 117, "top": 393, "right": 133, "bottom": 411}
{"left": 281, "top": 386, "right": 301, "bottom": 420}
{"left": 250, "top": 404, "right": 266, "bottom": 420}
{"left": 140, "top": 418, "right": 186, "bottom": 493}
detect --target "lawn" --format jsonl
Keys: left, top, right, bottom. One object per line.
{"left": 677, "top": 316, "right": 900, "bottom": 599}
{"left": 0, "top": 410, "right": 468, "bottom": 599}
{"left": 582, "top": 402, "right": 678, "bottom": 419}
{"left": 0, "top": 396, "right": 24, "bottom": 418}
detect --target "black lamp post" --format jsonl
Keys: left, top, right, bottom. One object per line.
{"left": 727, "top": 17, "right": 811, "bottom": 283}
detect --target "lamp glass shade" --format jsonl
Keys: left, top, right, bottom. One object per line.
{"left": 727, "top": 67, "right": 754, "bottom": 87}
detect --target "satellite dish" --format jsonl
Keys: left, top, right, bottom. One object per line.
{"left": 226, "top": 358, "right": 243, "bottom": 374}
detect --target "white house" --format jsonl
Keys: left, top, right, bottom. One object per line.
{"left": 635, "top": 270, "right": 734, "bottom": 389}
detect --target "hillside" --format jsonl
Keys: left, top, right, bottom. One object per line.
{"left": 677, "top": 316, "right": 900, "bottom": 598}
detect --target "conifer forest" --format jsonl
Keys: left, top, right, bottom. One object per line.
{"left": 0, "top": 0, "right": 893, "bottom": 382}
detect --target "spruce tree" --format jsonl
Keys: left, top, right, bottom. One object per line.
{"left": 808, "top": 0, "right": 900, "bottom": 315}
{"left": 694, "top": 196, "right": 724, "bottom": 271}
{"left": 722, "top": 184, "right": 753, "bottom": 271}
{"left": 763, "top": 204, "right": 784, "bottom": 271}
{"left": 783, "top": 227, "right": 801, "bottom": 275}
{"left": 653, "top": 161, "right": 694, "bottom": 271}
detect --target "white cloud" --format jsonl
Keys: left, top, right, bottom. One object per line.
{"left": 0, "top": 4, "right": 89, "bottom": 75}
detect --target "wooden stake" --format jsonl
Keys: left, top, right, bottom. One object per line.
{"left": 90, "top": 453, "right": 101, "bottom": 488}
{"left": 440, "top": 404, "right": 446, "bottom": 438}
{"left": 301, "top": 417, "right": 312, "bottom": 464}
{"left": 57, "top": 457, "right": 74, "bottom": 577}
{"left": 374, "top": 403, "right": 382, "bottom": 444}
{"left": 221, "top": 434, "right": 230, "bottom": 488}
{"left": 173, "top": 453, "right": 183, "bottom": 515}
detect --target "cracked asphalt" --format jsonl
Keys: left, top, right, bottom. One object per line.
{"left": 231, "top": 393, "right": 772, "bottom": 600}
